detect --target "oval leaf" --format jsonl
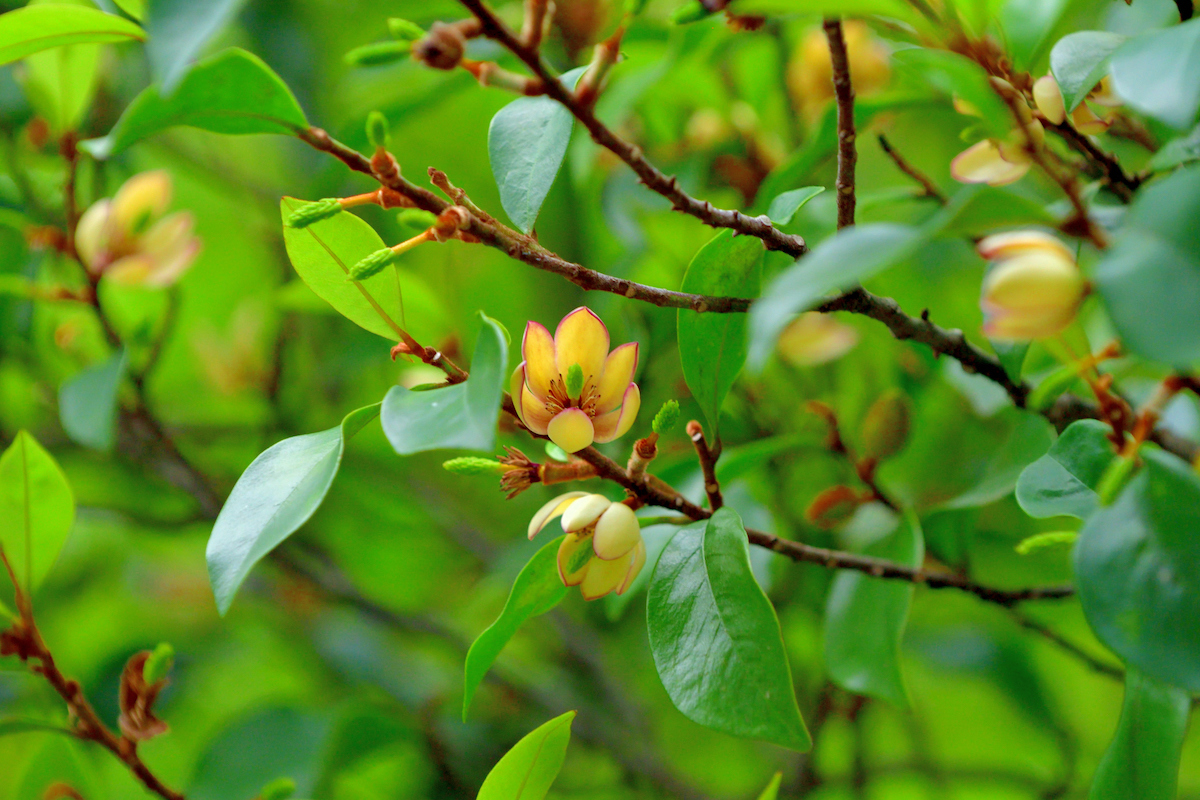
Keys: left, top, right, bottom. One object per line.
{"left": 678, "top": 230, "right": 763, "bottom": 434}
{"left": 81, "top": 47, "right": 307, "bottom": 158}
{"left": 478, "top": 711, "right": 575, "bottom": 800}
{"left": 59, "top": 349, "right": 125, "bottom": 452}
{"left": 463, "top": 536, "right": 568, "bottom": 719}
{"left": 1075, "top": 448, "right": 1200, "bottom": 692}
{"left": 825, "top": 514, "right": 923, "bottom": 706}
{"left": 145, "top": 0, "right": 250, "bottom": 93}
{"left": 1049, "top": 31, "right": 1126, "bottom": 112}
{"left": 488, "top": 67, "right": 586, "bottom": 233}
{"left": 942, "top": 413, "right": 1055, "bottom": 509}
{"left": 1110, "top": 19, "right": 1200, "bottom": 130}
{"left": 1016, "top": 419, "right": 1113, "bottom": 520}
{"left": 648, "top": 508, "right": 811, "bottom": 751}
{"left": 381, "top": 313, "right": 508, "bottom": 455}
{"left": 206, "top": 404, "right": 380, "bottom": 615}
{"left": 766, "top": 187, "right": 824, "bottom": 225}
{"left": 0, "top": 4, "right": 143, "bottom": 65}
{"left": 0, "top": 431, "right": 75, "bottom": 594}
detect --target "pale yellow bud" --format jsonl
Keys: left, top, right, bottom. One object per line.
{"left": 980, "top": 248, "right": 1086, "bottom": 341}
{"left": 977, "top": 230, "right": 1074, "bottom": 262}
{"left": 111, "top": 170, "right": 172, "bottom": 235}
{"left": 1033, "top": 76, "right": 1066, "bottom": 125}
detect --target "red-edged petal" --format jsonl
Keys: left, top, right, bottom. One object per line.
{"left": 595, "top": 342, "right": 638, "bottom": 414}
{"left": 528, "top": 492, "right": 589, "bottom": 539}
{"left": 520, "top": 383, "right": 554, "bottom": 435}
{"left": 547, "top": 408, "right": 595, "bottom": 453}
{"left": 522, "top": 321, "right": 557, "bottom": 400}
{"left": 592, "top": 384, "right": 641, "bottom": 443}
{"left": 554, "top": 307, "right": 608, "bottom": 396}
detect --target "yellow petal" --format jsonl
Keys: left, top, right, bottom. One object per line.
{"left": 510, "top": 363, "right": 529, "bottom": 426}
{"left": 982, "top": 251, "right": 1083, "bottom": 312}
{"left": 547, "top": 408, "right": 595, "bottom": 453}
{"left": 143, "top": 239, "right": 201, "bottom": 288}
{"left": 592, "top": 384, "right": 640, "bottom": 444}
{"left": 1071, "top": 102, "right": 1110, "bottom": 135}
{"left": 75, "top": 199, "right": 111, "bottom": 273}
{"left": 528, "top": 491, "right": 589, "bottom": 539}
{"left": 522, "top": 321, "right": 557, "bottom": 400}
{"left": 977, "top": 230, "right": 1074, "bottom": 263}
{"left": 595, "top": 342, "right": 638, "bottom": 414}
{"left": 777, "top": 313, "right": 859, "bottom": 366}
{"left": 561, "top": 493, "right": 611, "bottom": 532}
{"left": 112, "top": 171, "right": 172, "bottom": 234}
{"left": 520, "top": 382, "right": 554, "bottom": 435}
{"left": 554, "top": 307, "right": 608, "bottom": 397}
{"left": 103, "top": 254, "right": 156, "bottom": 285}
{"left": 592, "top": 502, "right": 641, "bottom": 560}
{"left": 950, "top": 140, "right": 1030, "bottom": 186}
{"left": 558, "top": 533, "right": 592, "bottom": 586}
{"left": 1033, "top": 76, "right": 1065, "bottom": 125}
{"left": 580, "top": 548, "right": 635, "bottom": 600}
{"left": 616, "top": 540, "right": 647, "bottom": 595}
{"left": 1087, "top": 76, "right": 1122, "bottom": 108}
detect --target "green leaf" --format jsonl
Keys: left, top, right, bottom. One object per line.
{"left": 279, "top": 198, "right": 405, "bottom": 341}
{"left": 463, "top": 536, "right": 568, "bottom": 719}
{"left": 0, "top": 4, "right": 143, "bottom": 65}
{"left": 206, "top": 404, "right": 380, "bottom": 616}
{"left": 81, "top": 48, "right": 307, "bottom": 159}
{"left": 1110, "top": 19, "right": 1200, "bottom": 130}
{"left": 488, "top": 67, "right": 586, "bottom": 233}
{"left": 766, "top": 187, "right": 824, "bottom": 225}
{"left": 1089, "top": 668, "right": 1191, "bottom": 800}
{"left": 678, "top": 230, "right": 763, "bottom": 435}
{"left": 1049, "top": 31, "right": 1126, "bottom": 112}
{"left": 478, "top": 711, "right": 575, "bottom": 800}
{"left": 19, "top": 0, "right": 105, "bottom": 134}
{"left": 58, "top": 349, "right": 125, "bottom": 452}
{"left": 145, "top": 0, "right": 249, "bottom": 92}
{"left": 1147, "top": 123, "right": 1200, "bottom": 172}
{"left": 381, "top": 314, "right": 507, "bottom": 455}
{"left": 825, "top": 514, "right": 923, "bottom": 706}
{"left": 1075, "top": 448, "right": 1200, "bottom": 692}
{"left": 747, "top": 223, "right": 921, "bottom": 371}
{"left": 0, "top": 431, "right": 75, "bottom": 594}
{"left": 647, "top": 509, "right": 811, "bottom": 751}
{"left": 1015, "top": 419, "right": 1113, "bottom": 520}
{"left": 1094, "top": 165, "right": 1200, "bottom": 366}
{"left": 942, "top": 413, "right": 1055, "bottom": 509}
{"left": 934, "top": 185, "right": 1057, "bottom": 238}
{"left": 113, "top": 0, "right": 146, "bottom": 20}
{"left": 892, "top": 48, "right": 1010, "bottom": 137}
{"left": 755, "top": 772, "right": 782, "bottom": 800}
{"left": 991, "top": 341, "right": 1029, "bottom": 384}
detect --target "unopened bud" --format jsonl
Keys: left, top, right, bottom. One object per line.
{"left": 1015, "top": 530, "right": 1078, "bottom": 555}
{"left": 414, "top": 22, "right": 467, "bottom": 70}
{"left": 388, "top": 17, "right": 426, "bottom": 41}
{"left": 443, "top": 457, "right": 510, "bottom": 475}
{"left": 349, "top": 248, "right": 399, "bottom": 280}
{"left": 345, "top": 40, "right": 412, "bottom": 67}
{"left": 397, "top": 208, "right": 439, "bottom": 233}
{"left": 259, "top": 777, "right": 297, "bottom": 800}
{"left": 652, "top": 400, "right": 680, "bottom": 434}
{"left": 142, "top": 643, "right": 174, "bottom": 685}
{"left": 977, "top": 230, "right": 1074, "bottom": 263}
{"left": 285, "top": 198, "right": 342, "bottom": 229}
{"left": 981, "top": 249, "right": 1086, "bottom": 341}
{"left": 671, "top": 0, "right": 711, "bottom": 23}
{"left": 366, "top": 111, "right": 390, "bottom": 150}
{"left": 1033, "top": 76, "right": 1065, "bottom": 125}
{"left": 860, "top": 389, "right": 910, "bottom": 462}
{"left": 805, "top": 485, "right": 862, "bottom": 529}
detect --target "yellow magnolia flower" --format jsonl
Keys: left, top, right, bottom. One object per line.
{"left": 529, "top": 492, "right": 647, "bottom": 600}
{"left": 1032, "top": 74, "right": 1119, "bottom": 136}
{"left": 951, "top": 85, "right": 1043, "bottom": 187}
{"left": 978, "top": 231, "right": 1086, "bottom": 341}
{"left": 788, "top": 21, "right": 890, "bottom": 122}
{"left": 75, "top": 171, "right": 201, "bottom": 288}
{"left": 511, "top": 307, "right": 640, "bottom": 453}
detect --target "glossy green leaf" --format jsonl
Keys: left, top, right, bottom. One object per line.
{"left": 58, "top": 349, "right": 125, "bottom": 452}
{"left": 766, "top": 187, "right": 824, "bottom": 225}
{"left": 145, "top": 0, "right": 249, "bottom": 92}
{"left": 279, "top": 198, "right": 405, "bottom": 341}
{"left": 1016, "top": 419, "right": 1113, "bottom": 520}
{"left": 747, "top": 223, "right": 920, "bottom": 371}
{"left": 1075, "top": 448, "right": 1200, "bottom": 692}
{"left": 0, "top": 431, "right": 75, "bottom": 594}
{"left": 1089, "top": 668, "right": 1191, "bottom": 800}
{"left": 16, "top": 737, "right": 95, "bottom": 800}
{"left": 1110, "top": 19, "right": 1200, "bottom": 130}
{"left": 0, "top": 4, "right": 143, "bottom": 65}
{"left": 81, "top": 48, "right": 307, "bottom": 158}
{"left": 935, "top": 185, "right": 1056, "bottom": 238}
{"left": 19, "top": 0, "right": 103, "bottom": 133}
{"left": 943, "top": 413, "right": 1055, "bottom": 509}
{"left": 647, "top": 509, "right": 811, "bottom": 751}
{"left": 207, "top": 404, "right": 380, "bottom": 616}
{"left": 381, "top": 314, "right": 507, "bottom": 455}
{"left": 678, "top": 230, "right": 763, "bottom": 435}
{"left": 991, "top": 341, "right": 1030, "bottom": 384}
{"left": 112, "top": 0, "right": 146, "bottom": 20}
{"left": 478, "top": 711, "right": 574, "bottom": 800}
{"left": 463, "top": 536, "right": 568, "bottom": 719}
{"left": 1094, "top": 165, "right": 1200, "bottom": 366}
{"left": 1049, "top": 31, "right": 1126, "bottom": 112}
{"left": 825, "top": 514, "right": 923, "bottom": 706}
{"left": 488, "top": 67, "right": 586, "bottom": 233}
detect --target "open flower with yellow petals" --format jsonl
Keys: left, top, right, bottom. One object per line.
{"left": 978, "top": 230, "right": 1087, "bottom": 341}
{"left": 511, "top": 307, "right": 640, "bottom": 454}
{"left": 529, "top": 492, "right": 647, "bottom": 600}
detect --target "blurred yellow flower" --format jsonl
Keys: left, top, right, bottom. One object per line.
{"left": 978, "top": 231, "right": 1086, "bottom": 341}
{"left": 951, "top": 82, "right": 1043, "bottom": 187}
{"left": 788, "top": 21, "right": 890, "bottom": 122}
{"left": 529, "top": 492, "right": 646, "bottom": 600}
{"left": 777, "top": 313, "right": 858, "bottom": 367}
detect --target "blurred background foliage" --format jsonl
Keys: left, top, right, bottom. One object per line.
{"left": 0, "top": 0, "right": 1197, "bottom": 797}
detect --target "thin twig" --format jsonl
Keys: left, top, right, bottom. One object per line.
{"left": 824, "top": 18, "right": 857, "bottom": 230}
{"left": 1007, "top": 609, "right": 1123, "bottom": 681}
{"left": 878, "top": 134, "right": 946, "bottom": 203}
{"left": 60, "top": 133, "right": 80, "bottom": 260}
{"left": 1049, "top": 122, "right": 1138, "bottom": 203}
{"left": 686, "top": 421, "right": 724, "bottom": 511}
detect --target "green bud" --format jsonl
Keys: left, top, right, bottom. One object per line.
{"left": 345, "top": 40, "right": 412, "bottom": 67}
{"left": 565, "top": 363, "right": 585, "bottom": 399}
{"left": 388, "top": 17, "right": 426, "bottom": 41}
{"left": 396, "top": 208, "right": 439, "bottom": 234}
{"left": 670, "top": 1, "right": 711, "bottom": 24}
{"left": 284, "top": 198, "right": 342, "bottom": 229}
{"left": 259, "top": 778, "right": 297, "bottom": 800}
{"left": 349, "top": 248, "right": 398, "bottom": 281}
{"left": 1096, "top": 453, "right": 1139, "bottom": 506}
{"left": 861, "top": 389, "right": 911, "bottom": 462}
{"left": 142, "top": 642, "right": 174, "bottom": 685}
{"left": 1015, "top": 530, "right": 1078, "bottom": 556}
{"left": 366, "top": 111, "right": 390, "bottom": 150}
{"left": 443, "top": 457, "right": 509, "bottom": 475}
{"left": 652, "top": 400, "right": 680, "bottom": 435}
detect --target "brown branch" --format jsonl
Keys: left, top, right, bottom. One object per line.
{"left": 824, "top": 18, "right": 857, "bottom": 230}
{"left": 59, "top": 133, "right": 80, "bottom": 260}
{"left": 454, "top": 0, "right": 809, "bottom": 257}
{"left": 1050, "top": 122, "right": 1139, "bottom": 203}
{"left": 878, "top": 134, "right": 947, "bottom": 203}
{"left": 686, "top": 421, "right": 724, "bottom": 510}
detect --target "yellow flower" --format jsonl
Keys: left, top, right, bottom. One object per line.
{"left": 951, "top": 84, "right": 1043, "bottom": 187}
{"left": 528, "top": 492, "right": 647, "bottom": 600}
{"left": 978, "top": 231, "right": 1086, "bottom": 341}
{"left": 788, "top": 21, "right": 890, "bottom": 122}
{"left": 1032, "top": 75, "right": 1120, "bottom": 135}
{"left": 75, "top": 171, "right": 201, "bottom": 288}
{"left": 510, "top": 307, "right": 640, "bottom": 454}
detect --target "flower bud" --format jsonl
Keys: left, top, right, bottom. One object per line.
{"left": 805, "top": 485, "right": 862, "bottom": 529}
{"left": 652, "top": 399, "right": 680, "bottom": 435}
{"left": 396, "top": 208, "right": 439, "bottom": 234}
{"left": 349, "top": 248, "right": 399, "bottom": 281}
{"left": 777, "top": 312, "right": 858, "bottom": 366}
{"left": 141, "top": 642, "right": 174, "bottom": 685}
{"left": 979, "top": 234, "right": 1086, "bottom": 341}
{"left": 977, "top": 230, "right": 1074, "bottom": 262}
{"left": 530, "top": 493, "right": 646, "bottom": 599}
{"left": 443, "top": 456, "right": 510, "bottom": 475}
{"left": 366, "top": 111, "right": 390, "bottom": 150}
{"left": 388, "top": 18, "right": 426, "bottom": 41}
{"left": 1033, "top": 76, "right": 1066, "bottom": 125}
{"left": 861, "top": 389, "right": 911, "bottom": 462}
{"left": 345, "top": 40, "right": 412, "bottom": 67}
{"left": 284, "top": 197, "right": 342, "bottom": 229}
